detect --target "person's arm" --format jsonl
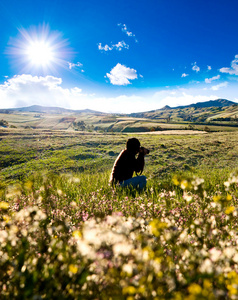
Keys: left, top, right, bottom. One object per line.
{"left": 133, "top": 151, "right": 145, "bottom": 174}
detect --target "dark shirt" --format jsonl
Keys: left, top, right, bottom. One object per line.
{"left": 110, "top": 149, "right": 145, "bottom": 184}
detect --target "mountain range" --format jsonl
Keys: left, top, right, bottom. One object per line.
{"left": 130, "top": 99, "right": 237, "bottom": 118}
{"left": 0, "top": 99, "right": 238, "bottom": 132}
{"left": 0, "top": 105, "right": 103, "bottom": 115}
{"left": 0, "top": 99, "right": 237, "bottom": 116}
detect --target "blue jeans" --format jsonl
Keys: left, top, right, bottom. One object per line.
{"left": 120, "top": 176, "right": 147, "bottom": 190}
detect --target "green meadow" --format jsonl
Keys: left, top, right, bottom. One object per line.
{"left": 1, "top": 128, "right": 238, "bottom": 299}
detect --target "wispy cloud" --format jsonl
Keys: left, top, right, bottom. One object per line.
{"left": 211, "top": 82, "right": 228, "bottom": 90}
{"left": 181, "top": 73, "right": 189, "bottom": 78}
{"left": 207, "top": 65, "right": 212, "bottom": 71}
{"left": 98, "top": 41, "right": 129, "bottom": 52}
{"left": 106, "top": 63, "right": 138, "bottom": 86}
{"left": 192, "top": 62, "right": 200, "bottom": 72}
{"left": 205, "top": 75, "right": 220, "bottom": 84}
{"left": 98, "top": 43, "right": 112, "bottom": 51}
{"left": 114, "top": 41, "right": 129, "bottom": 50}
{"left": 68, "top": 62, "right": 83, "bottom": 70}
{"left": 118, "top": 23, "right": 137, "bottom": 42}
{"left": 220, "top": 55, "right": 238, "bottom": 75}
{"left": 152, "top": 90, "right": 218, "bottom": 109}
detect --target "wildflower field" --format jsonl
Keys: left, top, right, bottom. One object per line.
{"left": 1, "top": 129, "right": 238, "bottom": 299}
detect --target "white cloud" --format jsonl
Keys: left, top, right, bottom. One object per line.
{"left": 68, "top": 62, "right": 83, "bottom": 69}
{"left": 98, "top": 43, "right": 113, "bottom": 51}
{"left": 220, "top": 55, "right": 238, "bottom": 75}
{"left": 106, "top": 63, "right": 138, "bottom": 86}
{"left": 192, "top": 62, "right": 200, "bottom": 72}
{"left": 151, "top": 89, "right": 218, "bottom": 108}
{"left": 114, "top": 41, "right": 129, "bottom": 50}
{"left": 207, "top": 65, "right": 212, "bottom": 71}
{"left": 181, "top": 73, "right": 189, "bottom": 78}
{"left": 0, "top": 74, "right": 68, "bottom": 108}
{"left": 205, "top": 75, "right": 220, "bottom": 84}
{"left": 0, "top": 74, "right": 237, "bottom": 114}
{"left": 98, "top": 41, "right": 129, "bottom": 51}
{"left": 118, "top": 23, "right": 137, "bottom": 42}
{"left": 211, "top": 82, "right": 228, "bottom": 91}
{"left": 118, "top": 23, "right": 135, "bottom": 37}
{"left": 0, "top": 74, "right": 145, "bottom": 113}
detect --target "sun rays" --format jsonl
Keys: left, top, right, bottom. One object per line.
{"left": 7, "top": 24, "right": 72, "bottom": 73}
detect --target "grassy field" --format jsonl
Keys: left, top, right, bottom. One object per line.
{"left": 1, "top": 128, "right": 238, "bottom": 299}
{"left": 1, "top": 109, "right": 238, "bottom": 133}
{"left": 1, "top": 128, "right": 238, "bottom": 185}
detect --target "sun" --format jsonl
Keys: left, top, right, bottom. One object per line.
{"left": 7, "top": 24, "right": 71, "bottom": 73}
{"left": 26, "top": 40, "right": 54, "bottom": 66}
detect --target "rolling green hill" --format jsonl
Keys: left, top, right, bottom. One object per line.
{"left": 130, "top": 99, "right": 238, "bottom": 124}
{"left": 0, "top": 99, "right": 238, "bottom": 132}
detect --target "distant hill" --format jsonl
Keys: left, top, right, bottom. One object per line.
{"left": 1, "top": 99, "right": 238, "bottom": 131}
{"left": 131, "top": 99, "right": 237, "bottom": 117}
{"left": 0, "top": 105, "right": 104, "bottom": 115}
{"left": 0, "top": 99, "right": 238, "bottom": 132}
{"left": 129, "top": 98, "right": 238, "bottom": 125}
{"left": 130, "top": 99, "right": 238, "bottom": 119}
{"left": 177, "top": 99, "right": 236, "bottom": 109}
{"left": 1, "top": 99, "right": 237, "bottom": 116}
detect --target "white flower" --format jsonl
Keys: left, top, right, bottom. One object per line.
{"left": 209, "top": 248, "right": 222, "bottom": 262}
{"left": 233, "top": 253, "right": 238, "bottom": 263}
{"left": 224, "top": 247, "right": 236, "bottom": 259}
{"left": 76, "top": 240, "right": 96, "bottom": 260}
{"left": 183, "top": 192, "right": 192, "bottom": 202}
{"left": 113, "top": 242, "right": 133, "bottom": 256}
{"left": 199, "top": 258, "right": 213, "bottom": 274}
{"left": 122, "top": 263, "right": 133, "bottom": 275}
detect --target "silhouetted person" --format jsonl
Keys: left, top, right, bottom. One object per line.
{"left": 110, "top": 138, "right": 149, "bottom": 189}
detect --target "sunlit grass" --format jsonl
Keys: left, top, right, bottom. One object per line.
{"left": 1, "top": 130, "right": 238, "bottom": 298}
{"left": 1, "top": 169, "right": 238, "bottom": 298}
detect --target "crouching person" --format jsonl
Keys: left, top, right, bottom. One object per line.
{"left": 109, "top": 138, "right": 149, "bottom": 190}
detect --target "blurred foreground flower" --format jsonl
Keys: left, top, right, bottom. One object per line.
{"left": 0, "top": 201, "right": 9, "bottom": 210}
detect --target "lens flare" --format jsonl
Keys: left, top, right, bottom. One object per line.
{"left": 6, "top": 24, "right": 72, "bottom": 73}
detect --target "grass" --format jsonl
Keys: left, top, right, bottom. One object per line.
{"left": 1, "top": 128, "right": 238, "bottom": 299}
{"left": 1, "top": 129, "right": 238, "bottom": 185}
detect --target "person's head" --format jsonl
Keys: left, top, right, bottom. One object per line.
{"left": 126, "top": 138, "right": 140, "bottom": 154}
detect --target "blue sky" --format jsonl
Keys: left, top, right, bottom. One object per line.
{"left": 1, "top": 0, "right": 238, "bottom": 113}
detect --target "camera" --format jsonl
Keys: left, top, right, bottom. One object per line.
{"left": 140, "top": 146, "right": 150, "bottom": 155}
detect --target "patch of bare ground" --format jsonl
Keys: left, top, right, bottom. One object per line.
{"left": 133, "top": 130, "right": 207, "bottom": 135}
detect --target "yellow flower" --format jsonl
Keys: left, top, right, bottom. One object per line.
{"left": 172, "top": 176, "right": 179, "bottom": 186}
{"left": 3, "top": 215, "right": 10, "bottom": 223}
{"left": 149, "top": 220, "right": 167, "bottom": 237}
{"left": 0, "top": 202, "right": 9, "bottom": 210}
{"left": 123, "top": 286, "right": 137, "bottom": 295}
{"left": 24, "top": 181, "right": 33, "bottom": 190}
{"left": 225, "top": 206, "right": 235, "bottom": 215}
{"left": 188, "top": 283, "right": 202, "bottom": 295}
{"left": 157, "top": 271, "right": 163, "bottom": 278}
{"left": 226, "top": 194, "right": 232, "bottom": 201}
{"left": 181, "top": 180, "right": 188, "bottom": 190}
{"left": 213, "top": 195, "right": 221, "bottom": 202}
{"left": 69, "top": 264, "right": 78, "bottom": 274}
{"left": 72, "top": 230, "right": 82, "bottom": 239}
{"left": 203, "top": 279, "right": 212, "bottom": 290}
